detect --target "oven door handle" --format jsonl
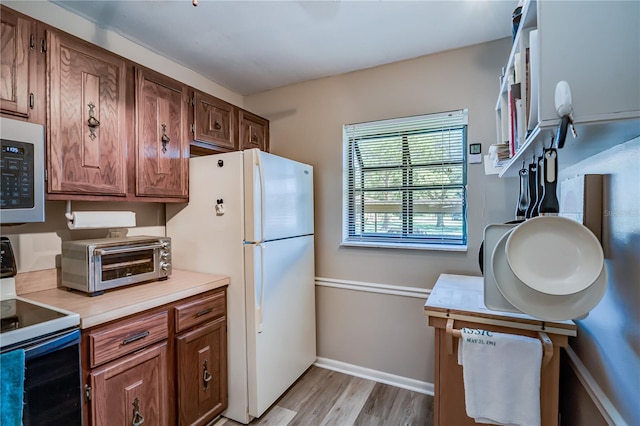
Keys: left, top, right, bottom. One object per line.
{"left": 94, "top": 243, "right": 163, "bottom": 256}
{"left": 24, "top": 329, "right": 80, "bottom": 361}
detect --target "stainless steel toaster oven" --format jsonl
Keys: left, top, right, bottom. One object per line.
{"left": 61, "top": 236, "right": 171, "bottom": 296}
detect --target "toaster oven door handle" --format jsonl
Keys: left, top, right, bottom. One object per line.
{"left": 94, "top": 243, "right": 163, "bottom": 256}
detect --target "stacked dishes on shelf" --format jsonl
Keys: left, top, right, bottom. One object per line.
{"left": 486, "top": 216, "right": 606, "bottom": 321}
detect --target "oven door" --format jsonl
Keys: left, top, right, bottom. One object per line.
{"left": 10, "top": 328, "right": 82, "bottom": 426}
{"left": 93, "top": 243, "right": 162, "bottom": 292}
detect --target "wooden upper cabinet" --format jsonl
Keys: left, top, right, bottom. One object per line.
{"left": 135, "top": 68, "right": 189, "bottom": 199}
{"left": 0, "top": 7, "right": 35, "bottom": 119}
{"left": 239, "top": 109, "right": 269, "bottom": 152}
{"left": 192, "top": 90, "right": 237, "bottom": 152}
{"left": 46, "top": 29, "right": 127, "bottom": 195}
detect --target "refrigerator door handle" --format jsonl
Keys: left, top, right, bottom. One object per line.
{"left": 256, "top": 243, "right": 265, "bottom": 333}
{"left": 256, "top": 153, "right": 265, "bottom": 244}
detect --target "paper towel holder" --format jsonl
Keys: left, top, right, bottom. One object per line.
{"left": 65, "top": 200, "right": 136, "bottom": 230}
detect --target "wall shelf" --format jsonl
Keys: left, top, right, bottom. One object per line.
{"left": 494, "top": 0, "right": 640, "bottom": 177}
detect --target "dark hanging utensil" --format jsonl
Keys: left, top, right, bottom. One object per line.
{"left": 525, "top": 157, "right": 537, "bottom": 219}
{"left": 515, "top": 163, "right": 530, "bottom": 220}
{"left": 555, "top": 115, "right": 570, "bottom": 149}
{"left": 539, "top": 146, "right": 560, "bottom": 215}
{"left": 529, "top": 154, "right": 544, "bottom": 217}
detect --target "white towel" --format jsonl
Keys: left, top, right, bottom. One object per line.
{"left": 457, "top": 328, "right": 542, "bottom": 426}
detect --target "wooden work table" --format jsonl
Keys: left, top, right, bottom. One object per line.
{"left": 424, "top": 274, "right": 577, "bottom": 426}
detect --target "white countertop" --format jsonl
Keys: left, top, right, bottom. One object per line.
{"left": 425, "top": 274, "right": 577, "bottom": 336}
{"left": 20, "top": 269, "right": 229, "bottom": 329}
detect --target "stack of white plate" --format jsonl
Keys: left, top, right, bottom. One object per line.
{"left": 486, "top": 216, "right": 606, "bottom": 321}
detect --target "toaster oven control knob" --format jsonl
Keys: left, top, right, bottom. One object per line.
{"left": 161, "top": 261, "right": 171, "bottom": 271}
{"left": 161, "top": 252, "right": 171, "bottom": 260}
{"left": 161, "top": 241, "right": 170, "bottom": 249}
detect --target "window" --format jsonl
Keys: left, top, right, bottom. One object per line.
{"left": 342, "top": 109, "right": 468, "bottom": 249}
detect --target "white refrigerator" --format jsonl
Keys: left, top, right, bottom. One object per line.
{"left": 166, "top": 148, "right": 316, "bottom": 424}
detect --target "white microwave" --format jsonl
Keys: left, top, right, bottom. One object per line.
{"left": 0, "top": 117, "right": 45, "bottom": 224}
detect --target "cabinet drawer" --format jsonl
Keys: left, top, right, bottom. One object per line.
{"left": 175, "top": 291, "right": 226, "bottom": 333}
{"left": 89, "top": 311, "right": 168, "bottom": 367}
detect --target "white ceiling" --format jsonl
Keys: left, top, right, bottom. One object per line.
{"left": 52, "top": 0, "right": 517, "bottom": 96}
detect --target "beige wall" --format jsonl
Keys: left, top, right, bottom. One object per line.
{"left": 245, "top": 38, "right": 518, "bottom": 383}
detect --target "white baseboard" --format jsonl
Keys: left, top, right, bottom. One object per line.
{"left": 315, "top": 277, "right": 431, "bottom": 299}
{"left": 564, "top": 346, "right": 627, "bottom": 426}
{"left": 314, "top": 357, "right": 434, "bottom": 396}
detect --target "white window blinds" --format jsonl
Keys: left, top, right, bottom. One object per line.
{"left": 343, "top": 109, "right": 468, "bottom": 248}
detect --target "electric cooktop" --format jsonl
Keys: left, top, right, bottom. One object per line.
{"left": 0, "top": 237, "right": 79, "bottom": 349}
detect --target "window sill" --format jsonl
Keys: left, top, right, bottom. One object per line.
{"left": 340, "top": 241, "right": 467, "bottom": 252}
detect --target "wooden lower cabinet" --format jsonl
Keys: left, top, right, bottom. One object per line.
{"left": 90, "top": 342, "right": 169, "bottom": 426}
{"left": 176, "top": 317, "right": 228, "bottom": 426}
{"left": 82, "top": 287, "right": 228, "bottom": 426}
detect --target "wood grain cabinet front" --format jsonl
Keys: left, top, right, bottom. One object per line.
{"left": 176, "top": 317, "right": 228, "bottom": 426}
{"left": 239, "top": 109, "right": 269, "bottom": 152}
{"left": 89, "top": 342, "right": 170, "bottom": 426}
{"left": 88, "top": 311, "right": 169, "bottom": 368}
{"left": 81, "top": 287, "right": 228, "bottom": 426}
{"left": 46, "top": 29, "right": 128, "bottom": 196}
{"left": 191, "top": 89, "right": 237, "bottom": 153}
{"left": 0, "top": 6, "right": 37, "bottom": 120}
{"left": 135, "top": 67, "right": 189, "bottom": 200}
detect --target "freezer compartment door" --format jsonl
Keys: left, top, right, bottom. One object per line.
{"left": 244, "top": 148, "right": 314, "bottom": 243}
{"left": 244, "top": 235, "right": 316, "bottom": 418}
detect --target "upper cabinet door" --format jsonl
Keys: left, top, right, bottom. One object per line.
{"left": 46, "top": 30, "right": 127, "bottom": 195}
{"left": 0, "top": 7, "right": 34, "bottom": 118}
{"left": 193, "top": 90, "right": 237, "bottom": 152}
{"left": 135, "top": 68, "right": 189, "bottom": 199}
{"left": 239, "top": 109, "right": 269, "bottom": 152}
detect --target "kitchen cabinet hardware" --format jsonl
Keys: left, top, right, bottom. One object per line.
{"left": 87, "top": 102, "right": 100, "bottom": 140}
{"left": 29, "top": 93, "right": 34, "bottom": 109}
{"left": 202, "top": 360, "right": 213, "bottom": 390}
{"left": 131, "top": 398, "right": 145, "bottom": 426}
{"left": 161, "top": 123, "right": 170, "bottom": 153}
{"left": 121, "top": 331, "right": 150, "bottom": 346}
{"left": 196, "top": 307, "right": 213, "bottom": 318}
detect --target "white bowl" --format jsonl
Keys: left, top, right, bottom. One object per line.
{"left": 505, "top": 216, "right": 604, "bottom": 295}
{"left": 493, "top": 229, "right": 607, "bottom": 321}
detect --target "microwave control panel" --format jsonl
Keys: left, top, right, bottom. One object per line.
{"left": 0, "top": 139, "right": 35, "bottom": 210}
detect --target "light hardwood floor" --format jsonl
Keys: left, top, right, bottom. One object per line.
{"left": 215, "top": 366, "right": 434, "bottom": 426}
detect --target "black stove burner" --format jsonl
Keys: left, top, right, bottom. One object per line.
{"left": 0, "top": 299, "right": 66, "bottom": 332}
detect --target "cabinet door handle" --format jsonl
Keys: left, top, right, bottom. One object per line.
{"left": 87, "top": 102, "right": 100, "bottom": 140}
{"left": 214, "top": 120, "right": 222, "bottom": 130}
{"left": 195, "top": 307, "right": 213, "bottom": 318}
{"left": 121, "top": 331, "right": 150, "bottom": 346}
{"left": 202, "top": 360, "right": 213, "bottom": 390}
{"left": 131, "top": 397, "right": 145, "bottom": 426}
{"left": 29, "top": 93, "right": 34, "bottom": 109}
{"left": 161, "top": 123, "right": 170, "bottom": 153}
